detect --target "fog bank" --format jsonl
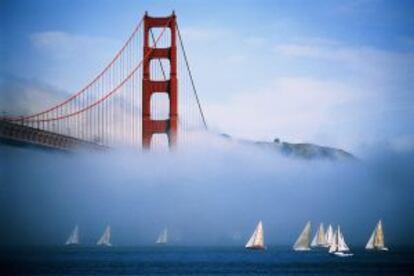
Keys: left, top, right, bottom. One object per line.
{"left": 1, "top": 135, "right": 413, "bottom": 247}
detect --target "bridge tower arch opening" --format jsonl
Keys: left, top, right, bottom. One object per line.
{"left": 142, "top": 12, "right": 177, "bottom": 150}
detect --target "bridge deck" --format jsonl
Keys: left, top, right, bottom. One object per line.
{"left": 0, "top": 120, "right": 105, "bottom": 151}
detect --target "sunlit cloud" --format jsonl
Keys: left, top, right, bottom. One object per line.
{"left": 206, "top": 77, "right": 362, "bottom": 147}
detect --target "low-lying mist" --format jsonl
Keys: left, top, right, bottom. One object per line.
{"left": 1, "top": 133, "right": 413, "bottom": 247}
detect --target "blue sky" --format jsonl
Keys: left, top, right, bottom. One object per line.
{"left": 1, "top": 0, "right": 414, "bottom": 153}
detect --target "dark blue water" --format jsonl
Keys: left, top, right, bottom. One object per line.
{"left": 1, "top": 246, "right": 413, "bottom": 275}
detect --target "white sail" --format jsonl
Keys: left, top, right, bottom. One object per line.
{"left": 365, "top": 227, "right": 376, "bottom": 249}
{"left": 374, "top": 220, "right": 387, "bottom": 250}
{"left": 245, "top": 221, "right": 265, "bottom": 249}
{"left": 337, "top": 227, "right": 350, "bottom": 251}
{"left": 293, "top": 221, "right": 311, "bottom": 251}
{"left": 311, "top": 223, "right": 327, "bottom": 247}
{"left": 65, "top": 225, "right": 79, "bottom": 245}
{"left": 366, "top": 220, "right": 388, "bottom": 250}
{"left": 156, "top": 228, "right": 168, "bottom": 244}
{"left": 97, "top": 226, "right": 112, "bottom": 246}
{"left": 328, "top": 230, "right": 337, "bottom": 253}
{"left": 325, "top": 224, "right": 334, "bottom": 246}
{"left": 311, "top": 232, "right": 318, "bottom": 247}
{"left": 329, "top": 226, "right": 353, "bottom": 257}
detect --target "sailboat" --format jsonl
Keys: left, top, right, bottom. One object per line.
{"left": 245, "top": 220, "right": 265, "bottom": 250}
{"left": 156, "top": 228, "right": 168, "bottom": 245}
{"left": 97, "top": 226, "right": 112, "bottom": 247}
{"left": 366, "top": 220, "right": 388, "bottom": 251}
{"left": 293, "top": 221, "right": 311, "bottom": 251}
{"left": 65, "top": 225, "right": 80, "bottom": 246}
{"left": 311, "top": 223, "right": 328, "bottom": 247}
{"left": 325, "top": 224, "right": 334, "bottom": 247}
{"left": 329, "top": 226, "right": 353, "bottom": 257}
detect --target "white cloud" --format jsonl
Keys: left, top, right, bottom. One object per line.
{"left": 30, "top": 31, "right": 118, "bottom": 60}
{"left": 176, "top": 25, "right": 414, "bottom": 152}
{"left": 206, "top": 77, "right": 361, "bottom": 146}
{"left": 202, "top": 35, "right": 414, "bottom": 152}
{"left": 273, "top": 42, "right": 414, "bottom": 81}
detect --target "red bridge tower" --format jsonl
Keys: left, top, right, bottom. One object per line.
{"left": 142, "top": 12, "right": 177, "bottom": 149}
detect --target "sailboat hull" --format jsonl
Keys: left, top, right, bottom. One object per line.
{"left": 367, "top": 248, "right": 389, "bottom": 251}
{"left": 333, "top": 252, "right": 353, "bottom": 257}
{"left": 366, "top": 247, "right": 389, "bottom": 251}
{"left": 293, "top": 248, "right": 311, "bottom": 251}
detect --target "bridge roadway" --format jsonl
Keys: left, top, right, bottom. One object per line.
{"left": 0, "top": 119, "right": 105, "bottom": 151}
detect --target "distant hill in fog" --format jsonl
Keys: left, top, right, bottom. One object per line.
{"left": 220, "top": 134, "right": 355, "bottom": 160}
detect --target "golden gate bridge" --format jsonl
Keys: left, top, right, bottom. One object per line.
{"left": 0, "top": 12, "right": 207, "bottom": 151}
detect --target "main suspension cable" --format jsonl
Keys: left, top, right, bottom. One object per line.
{"left": 25, "top": 19, "right": 171, "bottom": 122}
{"left": 4, "top": 16, "right": 145, "bottom": 121}
{"left": 176, "top": 22, "right": 208, "bottom": 129}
